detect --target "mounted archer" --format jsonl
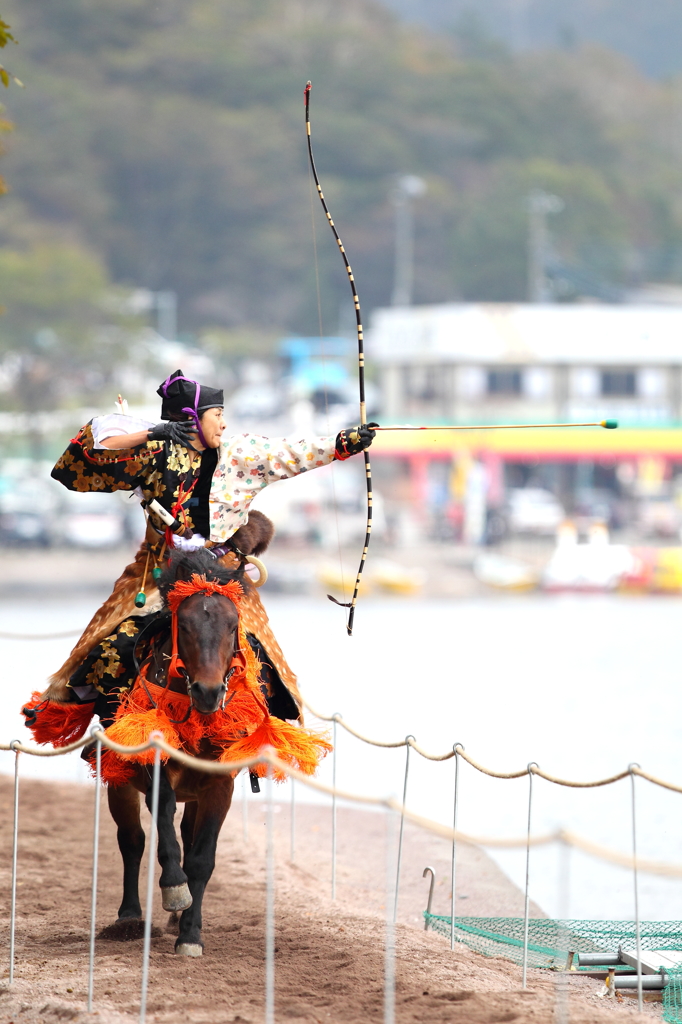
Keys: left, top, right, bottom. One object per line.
{"left": 21, "top": 368, "right": 375, "bottom": 758}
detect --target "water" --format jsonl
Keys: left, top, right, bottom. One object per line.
{"left": 2, "top": 592, "right": 682, "bottom": 922}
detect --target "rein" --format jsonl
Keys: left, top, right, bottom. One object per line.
{"left": 138, "top": 574, "right": 244, "bottom": 723}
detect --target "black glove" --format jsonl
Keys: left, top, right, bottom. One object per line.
{"left": 335, "top": 422, "right": 379, "bottom": 460}
{"left": 147, "top": 420, "right": 197, "bottom": 447}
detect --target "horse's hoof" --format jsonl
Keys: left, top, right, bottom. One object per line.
{"left": 162, "top": 883, "right": 192, "bottom": 912}
{"left": 176, "top": 943, "right": 203, "bottom": 957}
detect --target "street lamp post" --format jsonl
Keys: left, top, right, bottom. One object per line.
{"left": 391, "top": 175, "right": 427, "bottom": 307}
{"left": 527, "top": 189, "right": 564, "bottom": 303}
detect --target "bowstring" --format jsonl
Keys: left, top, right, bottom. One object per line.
{"left": 308, "top": 160, "right": 348, "bottom": 606}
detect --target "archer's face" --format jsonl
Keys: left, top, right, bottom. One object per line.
{"left": 199, "top": 407, "right": 226, "bottom": 448}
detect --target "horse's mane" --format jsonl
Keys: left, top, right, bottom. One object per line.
{"left": 157, "top": 548, "right": 245, "bottom": 605}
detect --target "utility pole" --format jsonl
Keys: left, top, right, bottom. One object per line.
{"left": 391, "top": 175, "right": 427, "bottom": 306}
{"left": 154, "top": 290, "right": 177, "bottom": 341}
{"left": 527, "top": 189, "right": 564, "bottom": 303}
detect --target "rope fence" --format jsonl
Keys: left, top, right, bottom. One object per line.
{"left": 2, "top": 685, "right": 682, "bottom": 1017}
{"left": 3, "top": 729, "right": 682, "bottom": 1021}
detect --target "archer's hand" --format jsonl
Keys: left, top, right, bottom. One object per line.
{"left": 335, "top": 422, "right": 379, "bottom": 460}
{"left": 147, "top": 421, "right": 197, "bottom": 447}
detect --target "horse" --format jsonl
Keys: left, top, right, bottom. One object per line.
{"left": 102, "top": 547, "right": 246, "bottom": 956}
{"left": 99, "top": 540, "right": 330, "bottom": 955}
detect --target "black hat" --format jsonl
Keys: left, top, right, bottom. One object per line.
{"left": 157, "top": 370, "right": 224, "bottom": 421}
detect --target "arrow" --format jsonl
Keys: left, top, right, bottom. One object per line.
{"left": 374, "top": 419, "right": 618, "bottom": 431}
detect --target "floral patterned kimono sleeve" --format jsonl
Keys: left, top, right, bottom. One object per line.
{"left": 51, "top": 421, "right": 164, "bottom": 493}
{"left": 209, "top": 433, "right": 337, "bottom": 542}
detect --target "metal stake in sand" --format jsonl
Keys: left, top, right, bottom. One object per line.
{"left": 331, "top": 715, "right": 339, "bottom": 899}
{"left": 242, "top": 769, "right": 248, "bottom": 843}
{"left": 450, "top": 743, "right": 463, "bottom": 951}
{"left": 522, "top": 763, "right": 538, "bottom": 989}
{"left": 87, "top": 732, "right": 102, "bottom": 1011}
{"left": 265, "top": 761, "right": 275, "bottom": 1024}
{"left": 554, "top": 836, "right": 572, "bottom": 1024}
{"left": 290, "top": 777, "right": 296, "bottom": 863}
{"left": 393, "top": 737, "right": 415, "bottom": 923}
{"left": 630, "top": 764, "right": 643, "bottom": 1013}
{"left": 385, "top": 807, "right": 399, "bottom": 1024}
{"left": 374, "top": 419, "right": 618, "bottom": 432}
{"left": 140, "top": 740, "right": 161, "bottom": 1024}
{"left": 8, "top": 741, "right": 20, "bottom": 985}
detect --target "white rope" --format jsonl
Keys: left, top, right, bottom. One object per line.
{"left": 5, "top": 732, "right": 682, "bottom": 875}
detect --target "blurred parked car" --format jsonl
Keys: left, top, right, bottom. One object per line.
{"left": 637, "top": 495, "right": 682, "bottom": 539}
{"left": 574, "top": 488, "right": 627, "bottom": 533}
{"left": 0, "top": 476, "right": 61, "bottom": 546}
{"left": 506, "top": 488, "right": 565, "bottom": 536}
{"left": 56, "top": 490, "right": 127, "bottom": 548}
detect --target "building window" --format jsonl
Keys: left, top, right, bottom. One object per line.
{"left": 601, "top": 369, "right": 636, "bottom": 396}
{"left": 403, "top": 365, "right": 447, "bottom": 402}
{"left": 487, "top": 368, "right": 522, "bottom": 395}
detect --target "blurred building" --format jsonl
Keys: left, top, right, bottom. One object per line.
{"left": 370, "top": 303, "right": 682, "bottom": 426}
{"left": 368, "top": 303, "right": 682, "bottom": 543}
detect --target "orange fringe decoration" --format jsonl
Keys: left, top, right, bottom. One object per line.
{"left": 22, "top": 691, "right": 94, "bottom": 747}
{"left": 101, "top": 617, "right": 331, "bottom": 786}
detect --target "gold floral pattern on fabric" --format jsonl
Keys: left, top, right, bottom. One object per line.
{"left": 84, "top": 637, "right": 126, "bottom": 693}
{"left": 51, "top": 421, "right": 201, "bottom": 534}
{"left": 118, "top": 619, "right": 139, "bottom": 638}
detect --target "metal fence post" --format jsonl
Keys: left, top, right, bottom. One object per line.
{"left": 242, "top": 769, "right": 248, "bottom": 842}
{"left": 8, "top": 741, "right": 20, "bottom": 985}
{"left": 140, "top": 743, "right": 161, "bottom": 1024}
{"left": 290, "top": 777, "right": 295, "bottom": 864}
{"left": 385, "top": 807, "right": 399, "bottom": 1024}
{"left": 393, "top": 737, "right": 414, "bottom": 923}
{"left": 332, "top": 715, "right": 339, "bottom": 899}
{"left": 450, "top": 743, "right": 463, "bottom": 951}
{"left": 522, "top": 763, "right": 537, "bottom": 990}
{"left": 87, "top": 734, "right": 102, "bottom": 1011}
{"left": 265, "top": 763, "right": 275, "bottom": 1024}
{"left": 630, "top": 765, "right": 643, "bottom": 1013}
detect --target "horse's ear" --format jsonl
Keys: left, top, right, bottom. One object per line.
{"left": 173, "top": 557, "right": 196, "bottom": 583}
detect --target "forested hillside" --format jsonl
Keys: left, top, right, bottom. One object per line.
{"left": 1, "top": 0, "right": 681, "bottom": 346}
{"left": 383, "top": 0, "right": 682, "bottom": 79}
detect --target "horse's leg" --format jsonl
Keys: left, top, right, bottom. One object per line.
{"left": 167, "top": 801, "right": 199, "bottom": 934}
{"left": 108, "top": 784, "right": 145, "bottom": 921}
{"left": 144, "top": 766, "right": 193, "bottom": 913}
{"left": 176, "top": 777, "right": 234, "bottom": 956}
{"left": 180, "top": 800, "right": 198, "bottom": 864}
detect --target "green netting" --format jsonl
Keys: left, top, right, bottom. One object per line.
{"left": 425, "top": 916, "right": 682, "bottom": 1022}
{"left": 425, "top": 915, "right": 682, "bottom": 969}
{"left": 663, "top": 967, "right": 682, "bottom": 1023}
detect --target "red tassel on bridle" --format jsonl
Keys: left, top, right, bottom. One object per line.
{"left": 166, "top": 574, "right": 244, "bottom": 681}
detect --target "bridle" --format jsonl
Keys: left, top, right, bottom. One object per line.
{"left": 136, "top": 573, "right": 244, "bottom": 724}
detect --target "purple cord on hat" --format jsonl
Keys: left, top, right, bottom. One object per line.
{"left": 160, "top": 372, "right": 209, "bottom": 448}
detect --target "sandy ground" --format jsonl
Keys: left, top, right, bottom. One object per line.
{"left": 0, "top": 775, "right": 661, "bottom": 1024}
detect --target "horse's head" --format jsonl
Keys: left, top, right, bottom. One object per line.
{"left": 159, "top": 549, "right": 245, "bottom": 715}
